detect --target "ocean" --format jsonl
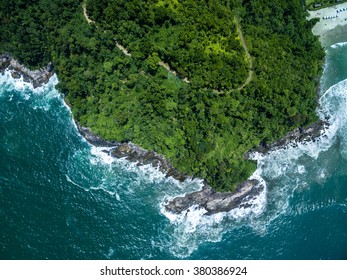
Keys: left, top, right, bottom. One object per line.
{"left": 1, "top": 35, "right": 347, "bottom": 260}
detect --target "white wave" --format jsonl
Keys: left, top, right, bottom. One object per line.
{"left": 0, "top": 69, "right": 58, "bottom": 93}
{"left": 0, "top": 70, "right": 62, "bottom": 113}
{"left": 292, "top": 201, "right": 320, "bottom": 215}
{"left": 4, "top": 58, "right": 343, "bottom": 258}
{"left": 65, "top": 175, "right": 83, "bottom": 188}
{"left": 250, "top": 79, "right": 347, "bottom": 182}
{"left": 89, "top": 185, "right": 119, "bottom": 198}
{"left": 117, "top": 158, "right": 168, "bottom": 183}
{"left": 297, "top": 165, "right": 306, "bottom": 174}
{"left": 110, "top": 155, "right": 202, "bottom": 193}
{"left": 90, "top": 146, "right": 115, "bottom": 165}
{"left": 330, "top": 42, "right": 347, "bottom": 49}
{"left": 161, "top": 205, "right": 224, "bottom": 258}
{"left": 230, "top": 173, "right": 267, "bottom": 220}
{"left": 245, "top": 78, "right": 347, "bottom": 223}
{"left": 0, "top": 71, "right": 32, "bottom": 93}
{"left": 159, "top": 174, "right": 267, "bottom": 258}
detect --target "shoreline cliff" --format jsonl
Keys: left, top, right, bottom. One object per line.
{"left": 0, "top": 54, "right": 328, "bottom": 215}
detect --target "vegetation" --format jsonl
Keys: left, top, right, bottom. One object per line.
{"left": 86, "top": 0, "right": 249, "bottom": 90}
{"left": 0, "top": 0, "right": 325, "bottom": 191}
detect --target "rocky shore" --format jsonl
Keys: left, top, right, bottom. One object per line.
{"left": 245, "top": 119, "right": 329, "bottom": 158}
{"left": 78, "top": 126, "right": 188, "bottom": 182}
{"left": 1, "top": 54, "right": 329, "bottom": 216}
{"left": 0, "top": 54, "right": 53, "bottom": 88}
{"left": 165, "top": 179, "right": 264, "bottom": 215}
{"left": 79, "top": 126, "right": 265, "bottom": 215}
{"left": 79, "top": 119, "right": 328, "bottom": 216}
{"left": 165, "top": 120, "right": 329, "bottom": 215}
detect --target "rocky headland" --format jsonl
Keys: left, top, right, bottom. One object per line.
{"left": 79, "top": 120, "right": 328, "bottom": 216}
{"left": 165, "top": 119, "right": 328, "bottom": 215}
{"left": 1, "top": 54, "right": 329, "bottom": 216}
{"left": 78, "top": 126, "right": 265, "bottom": 215}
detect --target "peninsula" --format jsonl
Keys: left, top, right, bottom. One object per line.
{"left": 0, "top": 0, "right": 325, "bottom": 213}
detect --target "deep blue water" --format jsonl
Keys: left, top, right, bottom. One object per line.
{"left": 1, "top": 40, "right": 347, "bottom": 260}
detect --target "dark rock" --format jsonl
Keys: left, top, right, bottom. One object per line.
{"left": 79, "top": 119, "right": 327, "bottom": 216}
{"left": 111, "top": 143, "right": 188, "bottom": 182}
{"left": 165, "top": 119, "right": 328, "bottom": 215}
{"left": 78, "top": 126, "right": 117, "bottom": 147}
{"left": 245, "top": 119, "right": 329, "bottom": 158}
{"left": 0, "top": 54, "right": 53, "bottom": 88}
{"left": 77, "top": 125, "right": 188, "bottom": 182}
{"left": 164, "top": 179, "right": 264, "bottom": 215}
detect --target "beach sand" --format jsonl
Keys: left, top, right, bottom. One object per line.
{"left": 308, "top": 3, "right": 347, "bottom": 46}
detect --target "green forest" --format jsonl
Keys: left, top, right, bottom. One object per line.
{"left": 0, "top": 0, "right": 325, "bottom": 191}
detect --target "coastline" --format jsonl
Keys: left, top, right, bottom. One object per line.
{"left": 0, "top": 9, "right": 335, "bottom": 216}
{"left": 0, "top": 55, "right": 327, "bottom": 215}
{"left": 0, "top": 54, "right": 329, "bottom": 215}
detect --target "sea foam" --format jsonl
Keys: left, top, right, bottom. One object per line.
{"left": 0, "top": 70, "right": 61, "bottom": 113}
{"left": 330, "top": 41, "right": 347, "bottom": 49}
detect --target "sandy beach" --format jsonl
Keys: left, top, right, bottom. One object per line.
{"left": 308, "top": 2, "right": 347, "bottom": 45}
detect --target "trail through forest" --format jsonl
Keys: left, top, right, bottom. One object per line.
{"left": 82, "top": 1, "right": 253, "bottom": 90}
{"left": 234, "top": 17, "right": 253, "bottom": 91}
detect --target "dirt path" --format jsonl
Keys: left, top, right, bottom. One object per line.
{"left": 82, "top": 2, "right": 95, "bottom": 24}
{"left": 82, "top": 3, "right": 249, "bottom": 88}
{"left": 234, "top": 16, "right": 253, "bottom": 91}
{"left": 158, "top": 61, "right": 190, "bottom": 82}
{"left": 82, "top": 1, "right": 131, "bottom": 57}
{"left": 158, "top": 61, "right": 177, "bottom": 75}
{"left": 115, "top": 42, "right": 131, "bottom": 57}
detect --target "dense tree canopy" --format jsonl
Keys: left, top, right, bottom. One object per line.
{"left": 0, "top": 0, "right": 325, "bottom": 191}
{"left": 86, "top": 0, "right": 249, "bottom": 90}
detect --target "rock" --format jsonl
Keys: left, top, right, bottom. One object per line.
{"left": 245, "top": 119, "right": 329, "bottom": 158}
{"left": 78, "top": 126, "right": 116, "bottom": 147}
{"left": 164, "top": 179, "right": 263, "bottom": 215}
{"left": 110, "top": 143, "right": 188, "bottom": 182}
{"left": 11, "top": 71, "right": 21, "bottom": 79}
{"left": 165, "top": 119, "right": 329, "bottom": 215}
{"left": 77, "top": 125, "right": 188, "bottom": 182}
{"left": 0, "top": 54, "right": 53, "bottom": 88}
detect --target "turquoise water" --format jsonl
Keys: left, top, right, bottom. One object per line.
{"left": 1, "top": 42, "right": 347, "bottom": 260}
